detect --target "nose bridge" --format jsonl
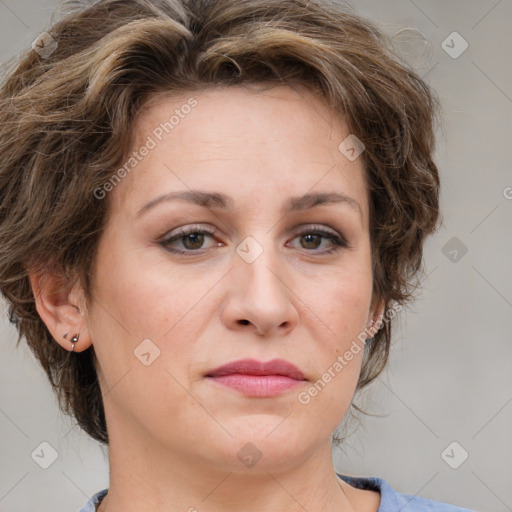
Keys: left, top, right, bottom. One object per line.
{"left": 235, "top": 231, "right": 285, "bottom": 296}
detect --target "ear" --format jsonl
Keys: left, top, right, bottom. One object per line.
{"left": 28, "top": 266, "right": 92, "bottom": 353}
{"left": 366, "top": 296, "right": 386, "bottom": 339}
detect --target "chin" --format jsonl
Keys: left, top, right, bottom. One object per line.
{"left": 206, "top": 424, "right": 320, "bottom": 472}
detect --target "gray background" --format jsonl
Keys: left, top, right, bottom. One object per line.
{"left": 0, "top": 1, "right": 511, "bottom": 511}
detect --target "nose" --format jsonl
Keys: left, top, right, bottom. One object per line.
{"left": 220, "top": 243, "right": 299, "bottom": 337}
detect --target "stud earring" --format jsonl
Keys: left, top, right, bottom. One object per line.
{"left": 63, "top": 332, "right": 79, "bottom": 352}
{"left": 366, "top": 319, "right": 377, "bottom": 336}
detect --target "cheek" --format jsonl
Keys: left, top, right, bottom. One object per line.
{"left": 301, "top": 249, "right": 372, "bottom": 405}
{"left": 88, "top": 241, "right": 219, "bottom": 380}
{"left": 319, "top": 256, "right": 373, "bottom": 340}
{"left": 91, "top": 234, "right": 185, "bottom": 337}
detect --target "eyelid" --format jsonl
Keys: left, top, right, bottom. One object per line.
{"left": 293, "top": 223, "right": 339, "bottom": 236}
{"left": 165, "top": 223, "right": 216, "bottom": 238}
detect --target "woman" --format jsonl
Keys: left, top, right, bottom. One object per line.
{"left": 0, "top": 0, "right": 477, "bottom": 511}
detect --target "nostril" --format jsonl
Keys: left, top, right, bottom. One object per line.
{"left": 239, "top": 319, "right": 250, "bottom": 325}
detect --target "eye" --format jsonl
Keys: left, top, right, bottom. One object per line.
{"left": 158, "top": 225, "right": 220, "bottom": 254}
{"left": 288, "top": 226, "right": 348, "bottom": 254}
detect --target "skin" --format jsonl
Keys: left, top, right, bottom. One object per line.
{"left": 30, "top": 84, "right": 383, "bottom": 512}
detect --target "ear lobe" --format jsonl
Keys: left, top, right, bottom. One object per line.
{"left": 366, "top": 297, "right": 386, "bottom": 338}
{"left": 374, "top": 300, "right": 386, "bottom": 324}
{"left": 28, "top": 268, "right": 92, "bottom": 353}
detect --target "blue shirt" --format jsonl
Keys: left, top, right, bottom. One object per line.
{"left": 78, "top": 474, "right": 477, "bottom": 511}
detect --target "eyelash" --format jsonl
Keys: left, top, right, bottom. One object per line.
{"left": 158, "top": 224, "right": 348, "bottom": 256}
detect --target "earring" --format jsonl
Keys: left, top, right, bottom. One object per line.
{"left": 63, "top": 332, "right": 79, "bottom": 352}
{"left": 366, "top": 319, "right": 377, "bottom": 336}
{"left": 70, "top": 334, "right": 79, "bottom": 352}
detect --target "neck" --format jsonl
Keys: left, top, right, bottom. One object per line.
{"left": 97, "top": 432, "right": 358, "bottom": 512}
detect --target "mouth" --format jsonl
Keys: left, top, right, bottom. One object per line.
{"left": 205, "top": 358, "right": 307, "bottom": 397}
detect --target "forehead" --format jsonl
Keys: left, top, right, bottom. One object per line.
{"left": 109, "top": 84, "right": 369, "bottom": 225}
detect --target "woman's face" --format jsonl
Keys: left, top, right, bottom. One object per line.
{"left": 86, "top": 84, "right": 378, "bottom": 472}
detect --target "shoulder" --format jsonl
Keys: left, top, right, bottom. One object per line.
{"left": 337, "top": 473, "right": 477, "bottom": 512}
{"left": 78, "top": 489, "right": 108, "bottom": 512}
{"left": 393, "top": 489, "right": 477, "bottom": 512}
{"left": 79, "top": 480, "right": 478, "bottom": 512}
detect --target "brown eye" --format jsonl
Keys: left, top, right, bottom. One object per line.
{"left": 159, "top": 226, "right": 219, "bottom": 254}
{"left": 300, "top": 233, "right": 323, "bottom": 250}
{"left": 181, "top": 232, "right": 206, "bottom": 250}
{"left": 290, "top": 228, "right": 348, "bottom": 254}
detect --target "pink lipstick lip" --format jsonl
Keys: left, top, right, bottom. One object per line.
{"left": 205, "top": 358, "right": 306, "bottom": 381}
{"left": 206, "top": 374, "right": 304, "bottom": 397}
{"left": 205, "top": 359, "right": 307, "bottom": 397}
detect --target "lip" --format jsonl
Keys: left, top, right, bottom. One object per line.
{"left": 205, "top": 358, "right": 307, "bottom": 397}
{"left": 206, "top": 358, "right": 306, "bottom": 380}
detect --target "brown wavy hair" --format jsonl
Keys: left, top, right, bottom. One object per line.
{"left": 0, "top": 0, "right": 440, "bottom": 444}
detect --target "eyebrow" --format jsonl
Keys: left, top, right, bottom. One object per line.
{"left": 136, "top": 190, "right": 361, "bottom": 218}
